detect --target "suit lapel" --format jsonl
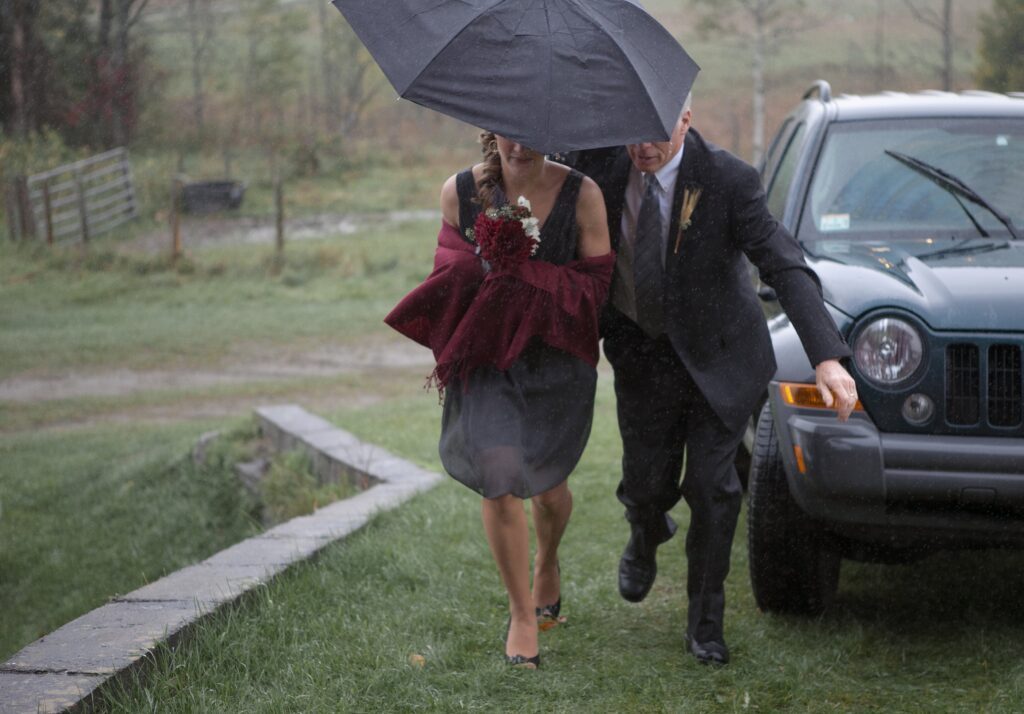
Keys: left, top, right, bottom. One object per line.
{"left": 666, "top": 132, "right": 705, "bottom": 265}
{"left": 605, "top": 150, "right": 636, "bottom": 319}
{"left": 606, "top": 150, "right": 633, "bottom": 254}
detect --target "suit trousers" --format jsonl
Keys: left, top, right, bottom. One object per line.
{"left": 604, "top": 322, "right": 745, "bottom": 643}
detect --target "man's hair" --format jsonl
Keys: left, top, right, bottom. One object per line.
{"left": 681, "top": 92, "right": 693, "bottom": 117}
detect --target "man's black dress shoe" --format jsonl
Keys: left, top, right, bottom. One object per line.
{"left": 685, "top": 632, "right": 729, "bottom": 665}
{"left": 618, "top": 525, "right": 660, "bottom": 603}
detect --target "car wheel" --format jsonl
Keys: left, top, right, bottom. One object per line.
{"left": 747, "top": 402, "right": 840, "bottom": 615}
{"left": 734, "top": 397, "right": 766, "bottom": 491}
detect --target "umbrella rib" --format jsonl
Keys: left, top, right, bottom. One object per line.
{"left": 543, "top": 1, "right": 553, "bottom": 150}
{"left": 595, "top": 3, "right": 679, "bottom": 97}
{"left": 545, "top": 2, "right": 591, "bottom": 145}
{"left": 579, "top": 3, "right": 682, "bottom": 139}
{"left": 399, "top": 0, "right": 504, "bottom": 98}
{"left": 490, "top": 0, "right": 546, "bottom": 145}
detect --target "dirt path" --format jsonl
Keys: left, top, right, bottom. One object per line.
{"left": 125, "top": 209, "right": 440, "bottom": 254}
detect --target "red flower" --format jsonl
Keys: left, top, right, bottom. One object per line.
{"left": 473, "top": 211, "right": 534, "bottom": 271}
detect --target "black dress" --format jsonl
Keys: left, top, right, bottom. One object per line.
{"left": 438, "top": 168, "right": 597, "bottom": 499}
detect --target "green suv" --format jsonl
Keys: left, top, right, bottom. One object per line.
{"left": 747, "top": 81, "right": 1024, "bottom": 615}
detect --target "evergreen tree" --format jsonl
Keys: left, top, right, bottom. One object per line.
{"left": 689, "top": 0, "right": 832, "bottom": 164}
{"left": 975, "top": 0, "right": 1024, "bottom": 91}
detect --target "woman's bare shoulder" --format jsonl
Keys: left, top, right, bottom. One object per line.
{"left": 440, "top": 173, "right": 460, "bottom": 228}
{"left": 546, "top": 160, "right": 571, "bottom": 182}
{"left": 576, "top": 173, "right": 606, "bottom": 210}
{"left": 441, "top": 164, "right": 486, "bottom": 228}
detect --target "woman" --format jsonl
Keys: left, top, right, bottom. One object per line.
{"left": 386, "top": 132, "right": 612, "bottom": 668}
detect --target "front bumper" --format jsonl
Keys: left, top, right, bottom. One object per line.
{"left": 769, "top": 387, "right": 1024, "bottom": 543}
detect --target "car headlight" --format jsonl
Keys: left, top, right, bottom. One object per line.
{"left": 853, "top": 317, "right": 924, "bottom": 385}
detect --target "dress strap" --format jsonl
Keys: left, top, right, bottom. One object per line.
{"left": 526, "top": 168, "right": 585, "bottom": 265}
{"left": 561, "top": 169, "right": 584, "bottom": 209}
{"left": 455, "top": 169, "right": 479, "bottom": 243}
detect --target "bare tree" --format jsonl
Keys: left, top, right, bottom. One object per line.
{"left": 186, "top": 0, "right": 215, "bottom": 140}
{"left": 0, "top": 0, "right": 46, "bottom": 139}
{"left": 903, "top": 0, "right": 954, "bottom": 90}
{"left": 690, "top": 0, "right": 830, "bottom": 164}
{"left": 873, "top": 0, "right": 891, "bottom": 90}
{"left": 240, "top": 0, "right": 304, "bottom": 151}
{"left": 4, "top": 0, "right": 31, "bottom": 138}
{"left": 318, "top": 0, "right": 341, "bottom": 134}
{"left": 318, "top": 2, "right": 380, "bottom": 138}
{"left": 96, "top": 0, "right": 150, "bottom": 147}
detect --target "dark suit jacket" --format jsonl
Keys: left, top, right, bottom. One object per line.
{"left": 573, "top": 129, "right": 851, "bottom": 433}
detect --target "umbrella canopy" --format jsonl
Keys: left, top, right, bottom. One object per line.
{"left": 331, "top": 0, "right": 699, "bottom": 154}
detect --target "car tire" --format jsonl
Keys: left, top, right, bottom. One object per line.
{"left": 734, "top": 397, "right": 767, "bottom": 491}
{"left": 747, "top": 402, "right": 840, "bottom": 615}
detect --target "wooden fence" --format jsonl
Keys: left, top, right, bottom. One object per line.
{"left": 5, "top": 147, "right": 138, "bottom": 244}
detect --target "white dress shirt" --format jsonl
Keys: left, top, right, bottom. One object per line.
{"left": 620, "top": 146, "right": 685, "bottom": 268}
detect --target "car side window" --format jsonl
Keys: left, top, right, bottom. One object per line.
{"left": 761, "top": 117, "right": 794, "bottom": 180}
{"left": 766, "top": 122, "right": 807, "bottom": 219}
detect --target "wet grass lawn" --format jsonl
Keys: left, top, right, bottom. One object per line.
{"left": 0, "top": 219, "right": 436, "bottom": 381}
{"left": 6, "top": 167, "right": 1023, "bottom": 710}
{"left": 93, "top": 388, "right": 1024, "bottom": 713}
{"left": 0, "top": 419, "right": 260, "bottom": 660}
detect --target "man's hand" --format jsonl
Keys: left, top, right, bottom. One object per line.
{"left": 815, "top": 359, "right": 858, "bottom": 422}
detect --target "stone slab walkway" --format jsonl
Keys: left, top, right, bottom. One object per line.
{"left": 0, "top": 405, "right": 442, "bottom": 713}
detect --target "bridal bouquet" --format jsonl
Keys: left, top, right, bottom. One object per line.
{"left": 467, "top": 196, "right": 541, "bottom": 271}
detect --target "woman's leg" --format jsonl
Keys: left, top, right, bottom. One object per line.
{"left": 481, "top": 494, "right": 537, "bottom": 658}
{"left": 530, "top": 481, "right": 573, "bottom": 608}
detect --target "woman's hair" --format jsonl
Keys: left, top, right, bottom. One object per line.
{"left": 476, "top": 131, "right": 502, "bottom": 210}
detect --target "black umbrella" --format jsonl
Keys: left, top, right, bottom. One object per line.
{"left": 331, "top": 0, "right": 699, "bottom": 154}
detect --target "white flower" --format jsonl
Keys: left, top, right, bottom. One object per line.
{"left": 521, "top": 216, "right": 540, "bottom": 241}
{"left": 515, "top": 195, "right": 540, "bottom": 254}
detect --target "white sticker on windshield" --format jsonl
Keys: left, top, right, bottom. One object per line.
{"left": 820, "top": 213, "right": 851, "bottom": 232}
{"left": 996, "top": 135, "right": 1009, "bottom": 147}
{"left": 820, "top": 241, "right": 850, "bottom": 254}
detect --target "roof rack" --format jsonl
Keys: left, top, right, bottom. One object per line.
{"left": 960, "top": 90, "right": 1005, "bottom": 98}
{"left": 802, "top": 80, "right": 832, "bottom": 103}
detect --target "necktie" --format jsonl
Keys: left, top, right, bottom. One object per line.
{"left": 633, "top": 173, "right": 664, "bottom": 338}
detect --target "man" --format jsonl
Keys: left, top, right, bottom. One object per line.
{"left": 570, "top": 95, "right": 858, "bottom": 665}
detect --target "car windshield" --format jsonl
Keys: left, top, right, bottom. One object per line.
{"left": 799, "top": 117, "right": 1024, "bottom": 242}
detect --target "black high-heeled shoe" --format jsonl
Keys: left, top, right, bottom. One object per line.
{"left": 535, "top": 598, "right": 565, "bottom": 631}
{"left": 504, "top": 618, "right": 541, "bottom": 669}
{"left": 535, "top": 562, "right": 565, "bottom": 631}
{"left": 505, "top": 653, "right": 541, "bottom": 669}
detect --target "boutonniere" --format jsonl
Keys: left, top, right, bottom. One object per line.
{"left": 673, "top": 185, "right": 703, "bottom": 254}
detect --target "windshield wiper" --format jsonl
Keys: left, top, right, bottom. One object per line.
{"left": 915, "top": 238, "right": 1010, "bottom": 262}
{"left": 884, "top": 149, "right": 1021, "bottom": 241}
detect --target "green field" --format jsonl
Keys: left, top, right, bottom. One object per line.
{"left": 0, "top": 219, "right": 438, "bottom": 381}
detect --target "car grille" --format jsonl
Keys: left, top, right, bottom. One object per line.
{"left": 989, "top": 344, "right": 1023, "bottom": 427}
{"left": 946, "top": 343, "right": 1022, "bottom": 427}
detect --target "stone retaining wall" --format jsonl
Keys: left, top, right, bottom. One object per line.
{"left": 0, "top": 405, "right": 442, "bottom": 713}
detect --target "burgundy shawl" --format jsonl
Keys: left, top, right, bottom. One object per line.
{"left": 384, "top": 222, "right": 614, "bottom": 388}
